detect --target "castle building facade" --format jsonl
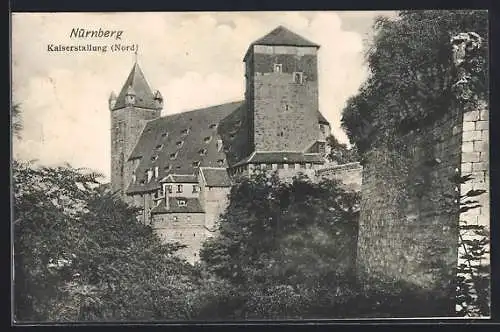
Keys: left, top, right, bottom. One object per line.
{"left": 109, "top": 26, "right": 355, "bottom": 263}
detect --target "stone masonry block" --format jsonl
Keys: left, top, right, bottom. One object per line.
{"left": 474, "top": 141, "right": 488, "bottom": 153}
{"left": 480, "top": 109, "right": 489, "bottom": 121}
{"left": 462, "top": 130, "right": 482, "bottom": 142}
{"left": 476, "top": 121, "right": 489, "bottom": 130}
{"left": 463, "top": 110, "right": 480, "bottom": 122}
{"left": 480, "top": 152, "right": 489, "bottom": 162}
{"left": 482, "top": 130, "right": 489, "bottom": 142}
{"left": 462, "top": 121, "right": 475, "bottom": 131}
{"left": 461, "top": 162, "right": 472, "bottom": 174}
{"left": 462, "top": 141, "right": 474, "bottom": 152}
{"left": 462, "top": 152, "right": 480, "bottom": 163}
{"left": 472, "top": 162, "right": 488, "bottom": 172}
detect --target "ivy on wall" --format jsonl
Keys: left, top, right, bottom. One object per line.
{"left": 341, "top": 10, "right": 488, "bottom": 154}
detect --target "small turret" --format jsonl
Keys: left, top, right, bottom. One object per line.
{"left": 108, "top": 91, "right": 117, "bottom": 110}
{"left": 153, "top": 90, "right": 163, "bottom": 109}
{"left": 125, "top": 85, "right": 136, "bottom": 106}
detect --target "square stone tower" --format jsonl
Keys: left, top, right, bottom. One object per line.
{"left": 243, "top": 26, "right": 321, "bottom": 153}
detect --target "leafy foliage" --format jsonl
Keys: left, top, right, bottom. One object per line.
{"left": 326, "top": 135, "right": 359, "bottom": 164}
{"left": 12, "top": 103, "right": 23, "bottom": 139}
{"left": 13, "top": 160, "right": 197, "bottom": 322}
{"left": 452, "top": 174, "right": 490, "bottom": 317}
{"left": 198, "top": 172, "right": 361, "bottom": 319}
{"left": 341, "top": 10, "right": 488, "bottom": 154}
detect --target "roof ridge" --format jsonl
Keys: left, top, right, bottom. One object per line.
{"left": 155, "top": 100, "right": 244, "bottom": 121}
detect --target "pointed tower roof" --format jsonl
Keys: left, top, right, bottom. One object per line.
{"left": 112, "top": 62, "right": 159, "bottom": 110}
{"left": 244, "top": 25, "right": 320, "bottom": 61}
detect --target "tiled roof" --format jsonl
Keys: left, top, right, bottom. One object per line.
{"left": 112, "top": 63, "right": 160, "bottom": 110}
{"left": 232, "top": 152, "right": 325, "bottom": 167}
{"left": 244, "top": 26, "right": 320, "bottom": 61}
{"left": 253, "top": 26, "right": 319, "bottom": 48}
{"left": 126, "top": 101, "right": 242, "bottom": 194}
{"left": 150, "top": 197, "right": 204, "bottom": 214}
{"left": 200, "top": 167, "right": 232, "bottom": 187}
{"left": 160, "top": 174, "right": 198, "bottom": 184}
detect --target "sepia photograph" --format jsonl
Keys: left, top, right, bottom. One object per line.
{"left": 11, "top": 10, "right": 490, "bottom": 322}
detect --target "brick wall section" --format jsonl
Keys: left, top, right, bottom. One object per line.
{"left": 459, "top": 103, "right": 490, "bottom": 274}
{"left": 152, "top": 212, "right": 206, "bottom": 264}
{"left": 357, "top": 106, "right": 463, "bottom": 306}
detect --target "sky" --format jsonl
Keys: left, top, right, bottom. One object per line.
{"left": 12, "top": 11, "right": 398, "bottom": 181}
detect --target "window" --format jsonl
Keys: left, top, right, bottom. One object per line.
{"left": 217, "top": 159, "right": 225, "bottom": 167}
{"left": 155, "top": 144, "right": 164, "bottom": 150}
{"left": 277, "top": 164, "right": 284, "bottom": 169}
{"left": 176, "top": 141, "right": 184, "bottom": 148}
{"left": 199, "top": 148, "right": 207, "bottom": 156}
{"left": 204, "top": 136, "right": 212, "bottom": 144}
{"left": 260, "top": 164, "right": 267, "bottom": 170}
{"left": 177, "top": 199, "right": 187, "bottom": 207}
{"left": 181, "top": 128, "right": 190, "bottom": 136}
{"left": 216, "top": 139, "right": 223, "bottom": 152}
{"left": 173, "top": 216, "right": 178, "bottom": 222}
{"left": 132, "top": 174, "right": 137, "bottom": 183}
{"left": 177, "top": 185, "right": 183, "bottom": 193}
{"left": 192, "top": 185, "right": 198, "bottom": 193}
{"left": 293, "top": 72, "right": 303, "bottom": 84}
{"left": 274, "top": 63, "right": 282, "bottom": 73}
{"left": 209, "top": 123, "right": 217, "bottom": 129}
{"left": 272, "top": 164, "right": 278, "bottom": 170}
{"left": 283, "top": 164, "right": 289, "bottom": 170}
{"left": 154, "top": 166, "right": 159, "bottom": 178}
{"left": 161, "top": 132, "right": 168, "bottom": 138}
{"left": 306, "top": 163, "right": 312, "bottom": 169}
{"left": 151, "top": 155, "right": 158, "bottom": 162}
{"left": 164, "top": 165, "right": 172, "bottom": 172}
{"left": 320, "top": 124, "right": 327, "bottom": 134}
{"left": 167, "top": 185, "right": 172, "bottom": 194}
{"left": 170, "top": 152, "right": 177, "bottom": 160}
{"left": 283, "top": 104, "right": 290, "bottom": 112}
{"left": 193, "top": 161, "right": 200, "bottom": 168}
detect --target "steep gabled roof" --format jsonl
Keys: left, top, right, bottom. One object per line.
{"left": 112, "top": 62, "right": 159, "bottom": 110}
{"left": 317, "top": 111, "right": 329, "bottom": 125}
{"left": 161, "top": 174, "right": 198, "bottom": 184}
{"left": 244, "top": 25, "right": 320, "bottom": 61}
{"left": 200, "top": 167, "right": 232, "bottom": 187}
{"left": 150, "top": 197, "right": 204, "bottom": 214}
{"left": 126, "top": 101, "right": 243, "bottom": 195}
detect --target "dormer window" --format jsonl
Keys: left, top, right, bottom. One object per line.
{"left": 204, "top": 136, "right": 212, "bottom": 144}
{"left": 274, "top": 64, "right": 282, "bottom": 73}
{"left": 155, "top": 144, "right": 164, "bottom": 150}
{"left": 161, "top": 132, "right": 168, "bottom": 138}
{"left": 193, "top": 161, "right": 200, "bottom": 168}
{"left": 170, "top": 152, "right": 177, "bottom": 160}
{"left": 176, "top": 141, "right": 184, "bottom": 148}
{"left": 217, "top": 159, "right": 225, "bottom": 167}
{"left": 199, "top": 148, "right": 207, "bottom": 156}
{"left": 151, "top": 155, "right": 158, "bottom": 162}
{"left": 209, "top": 123, "right": 217, "bottom": 129}
{"left": 164, "top": 165, "right": 172, "bottom": 172}
{"left": 177, "top": 185, "right": 183, "bottom": 193}
{"left": 177, "top": 199, "right": 187, "bottom": 207}
{"left": 181, "top": 128, "right": 190, "bottom": 136}
{"left": 320, "top": 124, "right": 327, "bottom": 134}
{"left": 293, "top": 72, "right": 304, "bottom": 84}
{"left": 216, "top": 139, "right": 223, "bottom": 152}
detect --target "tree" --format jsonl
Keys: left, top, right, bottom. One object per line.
{"left": 12, "top": 103, "right": 23, "bottom": 139}
{"left": 199, "top": 172, "right": 361, "bottom": 319}
{"left": 13, "top": 161, "right": 198, "bottom": 322}
{"left": 326, "top": 135, "right": 359, "bottom": 164}
{"left": 341, "top": 10, "right": 488, "bottom": 154}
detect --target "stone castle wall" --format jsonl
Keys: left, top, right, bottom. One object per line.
{"left": 357, "top": 105, "right": 463, "bottom": 308}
